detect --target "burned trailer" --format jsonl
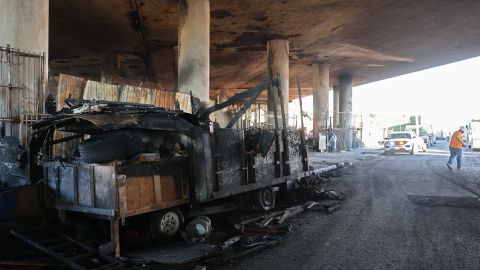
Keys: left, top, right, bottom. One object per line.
{"left": 30, "top": 78, "right": 309, "bottom": 256}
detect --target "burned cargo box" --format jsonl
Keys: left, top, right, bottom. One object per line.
{"left": 43, "top": 159, "right": 190, "bottom": 218}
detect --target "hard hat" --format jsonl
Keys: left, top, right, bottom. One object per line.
{"left": 460, "top": 126, "right": 467, "bottom": 132}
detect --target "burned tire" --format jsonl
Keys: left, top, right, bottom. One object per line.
{"left": 150, "top": 208, "right": 184, "bottom": 238}
{"left": 254, "top": 187, "right": 276, "bottom": 212}
{"left": 79, "top": 132, "right": 142, "bottom": 163}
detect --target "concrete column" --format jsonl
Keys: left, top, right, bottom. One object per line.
{"left": 178, "top": 0, "right": 210, "bottom": 106}
{"left": 267, "top": 39, "right": 289, "bottom": 125}
{"left": 333, "top": 85, "right": 340, "bottom": 128}
{"left": 312, "top": 63, "right": 329, "bottom": 150}
{"left": 0, "top": 0, "right": 49, "bottom": 54}
{"left": 339, "top": 74, "right": 353, "bottom": 151}
{"left": 0, "top": 0, "right": 49, "bottom": 100}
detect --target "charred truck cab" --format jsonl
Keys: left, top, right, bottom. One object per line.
{"left": 29, "top": 77, "right": 309, "bottom": 256}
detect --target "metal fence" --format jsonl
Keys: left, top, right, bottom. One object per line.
{"left": 0, "top": 45, "right": 47, "bottom": 147}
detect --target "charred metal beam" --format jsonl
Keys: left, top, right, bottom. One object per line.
{"left": 199, "top": 78, "right": 277, "bottom": 121}
{"left": 226, "top": 87, "right": 263, "bottom": 128}
{"left": 296, "top": 78, "right": 309, "bottom": 171}
{"left": 276, "top": 75, "right": 290, "bottom": 176}
{"left": 270, "top": 85, "right": 281, "bottom": 178}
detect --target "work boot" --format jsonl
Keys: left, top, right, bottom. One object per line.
{"left": 457, "top": 167, "right": 462, "bottom": 170}
{"left": 446, "top": 163, "right": 452, "bottom": 171}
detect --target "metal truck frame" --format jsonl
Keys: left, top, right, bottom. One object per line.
{"left": 29, "top": 77, "right": 309, "bottom": 256}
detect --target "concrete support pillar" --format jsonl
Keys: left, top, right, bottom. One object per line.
{"left": 178, "top": 0, "right": 210, "bottom": 106}
{"left": 333, "top": 84, "right": 340, "bottom": 128}
{"left": 312, "top": 63, "right": 329, "bottom": 151}
{"left": 339, "top": 74, "right": 353, "bottom": 151}
{"left": 267, "top": 39, "right": 289, "bottom": 125}
{"left": 0, "top": 0, "right": 49, "bottom": 54}
{"left": 101, "top": 53, "right": 121, "bottom": 84}
{"left": 0, "top": 0, "right": 49, "bottom": 96}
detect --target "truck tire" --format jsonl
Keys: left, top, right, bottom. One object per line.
{"left": 79, "top": 132, "right": 141, "bottom": 163}
{"left": 254, "top": 187, "right": 276, "bottom": 211}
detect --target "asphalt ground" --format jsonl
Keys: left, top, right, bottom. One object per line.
{"left": 220, "top": 141, "right": 480, "bottom": 270}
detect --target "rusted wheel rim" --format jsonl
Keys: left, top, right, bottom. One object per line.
{"left": 159, "top": 211, "right": 180, "bottom": 236}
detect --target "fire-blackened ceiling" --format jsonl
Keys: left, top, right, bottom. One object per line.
{"left": 50, "top": 0, "right": 480, "bottom": 99}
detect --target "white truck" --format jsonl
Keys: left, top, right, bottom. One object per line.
{"left": 384, "top": 131, "right": 427, "bottom": 155}
{"left": 469, "top": 120, "right": 480, "bottom": 151}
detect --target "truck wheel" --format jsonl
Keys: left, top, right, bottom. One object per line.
{"left": 254, "top": 187, "right": 276, "bottom": 211}
{"left": 150, "top": 208, "right": 184, "bottom": 237}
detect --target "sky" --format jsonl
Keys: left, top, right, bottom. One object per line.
{"left": 289, "top": 56, "right": 480, "bottom": 133}
{"left": 353, "top": 56, "right": 480, "bottom": 131}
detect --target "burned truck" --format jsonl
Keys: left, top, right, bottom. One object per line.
{"left": 29, "top": 77, "right": 309, "bottom": 255}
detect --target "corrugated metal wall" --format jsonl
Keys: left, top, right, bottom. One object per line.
{"left": 0, "top": 45, "right": 47, "bottom": 146}
{"left": 56, "top": 74, "right": 191, "bottom": 112}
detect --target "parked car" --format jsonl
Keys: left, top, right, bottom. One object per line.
{"left": 384, "top": 131, "right": 427, "bottom": 155}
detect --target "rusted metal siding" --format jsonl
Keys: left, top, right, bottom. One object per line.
{"left": 56, "top": 74, "right": 192, "bottom": 112}
{"left": 287, "top": 129, "right": 303, "bottom": 174}
{"left": 0, "top": 45, "right": 47, "bottom": 146}
{"left": 214, "top": 128, "right": 245, "bottom": 191}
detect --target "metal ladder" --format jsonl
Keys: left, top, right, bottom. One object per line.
{"left": 10, "top": 225, "right": 125, "bottom": 270}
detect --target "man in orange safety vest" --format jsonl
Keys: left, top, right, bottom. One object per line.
{"left": 446, "top": 126, "right": 467, "bottom": 170}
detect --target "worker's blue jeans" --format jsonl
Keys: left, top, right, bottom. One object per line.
{"left": 448, "top": 147, "right": 462, "bottom": 169}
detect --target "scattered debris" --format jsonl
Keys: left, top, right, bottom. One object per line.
{"left": 296, "top": 175, "right": 346, "bottom": 201}
{"left": 239, "top": 234, "right": 281, "bottom": 248}
{"left": 240, "top": 224, "right": 292, "bottom": 235}
{"left": 0, "top": 136, "right": 29, "bottom": 189}
{"left": 203, "top": 239, "right": 282, "bottom": 266}
{"left": 306, "top": 201, "right": 342, "bottom": 214}
{"left": 217, "top": 236, "right": 241, "bottom": 251}
{"left": 277, "top": 206, "right": 305, "bottom": 224}
{"left": 336, "top": 162, "right": 353, "bottom": 168}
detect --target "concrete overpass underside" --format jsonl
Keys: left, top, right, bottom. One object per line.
{"left": 49, "top": 0, "right": 480, "bottom": 100}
